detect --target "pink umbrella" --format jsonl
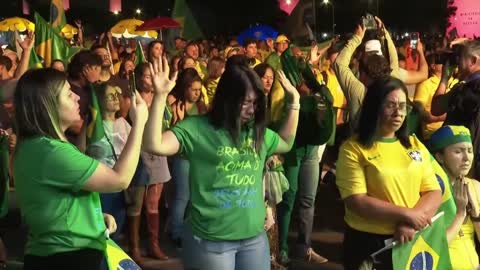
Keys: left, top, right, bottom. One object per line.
{"left": 136, "top": 17, "right": 181, "bottom": 40}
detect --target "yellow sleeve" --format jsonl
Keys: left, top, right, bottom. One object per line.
{"left": 336, "top": 139, "right": 367, "bottom": 199}
{"left": 413, "top": 80, "right": 430, "bottom": 107}
{"left": 418, "top": 139, "right": 441, "bottom": 192}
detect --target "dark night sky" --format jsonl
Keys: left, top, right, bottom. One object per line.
{"left": 2, "top": 0, "right": 450, "bottom": 37}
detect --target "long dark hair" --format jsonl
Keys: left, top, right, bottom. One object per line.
{"left": 170, "top": 68, "right": 203, "bottom": 102}
{"left": 357, "top": 76, "right": 411, "bottom": 148}
{"left": 208, "top": 55, "right": 267, "bottom": 153}
{"left": 253, "top": 63, "right": 275, "bottom": 109}
{"left": 147, "top": 40, "right": 164, "bottom": 63}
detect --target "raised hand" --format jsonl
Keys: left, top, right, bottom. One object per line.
{"left": 129, "top": 91, "right": 149, "bottom": 126}
{"left": 149, "top": 56, "right": 176, "bottom": 96}
{"left": 277, "top": 70, "right": 300, "bottom": 102}
{"left": 354, "top": 24, "right": 367, "bottom": 40}
{"left": 18, "top": 31, "right": 34, "bottom": 51}
{"left": 374, "top": 16, "right": 385, "bottom": 30}
{"left": 74, "top": 19, "right": 82, "bottom": 29}
{"left": 309, "top": 45, "right": 321, "bottom": 64}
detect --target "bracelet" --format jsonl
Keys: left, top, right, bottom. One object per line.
{"left": 287, "top": 103, "right": 300, "bottom": 110}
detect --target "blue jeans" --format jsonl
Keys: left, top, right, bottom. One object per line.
{"left": 100, "top": 192, "right": 125, "bottom": 241}
{"left": 182, "top": 226, "right": 270, "bottom": 270}
{"left": 170, "top": 156, "right": 190, "bottom": 240}
{"left": 277, "top": 144, "right": 321, "bottom": 255}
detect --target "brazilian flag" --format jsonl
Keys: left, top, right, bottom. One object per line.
{"left": 172, "top": 0, "right": 204, "bottom": 40}
{"left": 50, "top": 0, "right": 67, "bottom": 33}
{"left": 105, "top": 239, "right": 141, "bottom": 270}
{"left": 392, "top": 212, "right": 452, "bottom": 270}
{"left": 134, "top": 41, "right": 145, "bottom": 66}
{"left": 34, "top": 12, "right": 80, "bottom": 68}
{"left": 86, "top": 85, "right": 105, "bottom": 146}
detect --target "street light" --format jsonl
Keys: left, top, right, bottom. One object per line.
{"left": 136, "top": 8, "right": 142, "bottom": 14}
{"left": 323, "top": 0, "right": 335, "bottom": 36}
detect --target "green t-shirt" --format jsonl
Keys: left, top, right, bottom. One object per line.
{"left": 171, "top": 116, "right": 280, "bottom": 241}
{"left": 14, "top": 136, "right": 104, "bottom": 256}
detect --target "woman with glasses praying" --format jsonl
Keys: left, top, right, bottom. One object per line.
{"left": 336, "top": 76, "right": 442, "bottom": 270}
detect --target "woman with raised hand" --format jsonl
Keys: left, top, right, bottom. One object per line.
{"left": 336, "top": 76, "right": 442, "bottom": 270}
{"left": 13, "top": 68, "right": 148, "bottom": 270}
{"left": 168, "top": 68, "right": 207, "bottom": 247}
{"left": 143, "top": 54, "right": 300, "bottom": 270}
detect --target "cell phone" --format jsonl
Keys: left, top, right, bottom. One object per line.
{"left": 362, "top": 14, "right": 377, "bottom": 30}
{"left": 410, "top": 32, "right": 419, "bottom": 50}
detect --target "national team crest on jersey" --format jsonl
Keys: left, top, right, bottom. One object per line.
{"left": 408, "top": 150, "right": 422, "bottom": 162}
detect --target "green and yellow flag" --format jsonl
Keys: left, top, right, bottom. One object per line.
{"left": 105, "top": 239, "right": 141, "bottom": 270}
{"left": 28, "top": 49, "right": 44, "bottom": 69}
{"left": 172, "top": 0, "right": 204, "bottom": 40}
{"left": 134, "top": 41, "right": 145, "bottom": 66}
{"left": 50, "top": 0, "right": 67, "bottom": 33}
{"left": 86, "top": 85, "right": 105, "bottom": 146}
{"left": 34, "top": 12, "right": 80, "bottom": 68}
{"left": 392, "top": 212, "right": 452, "bottom": 270}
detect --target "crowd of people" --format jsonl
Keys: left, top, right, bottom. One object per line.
{"left": 0, "top": 13, "right": 480, "bottom": 270}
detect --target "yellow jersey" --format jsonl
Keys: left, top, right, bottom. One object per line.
{"left": 414, "top": 75, "right": 458, "bottom": 139}
{"left": 336, "top": 135, "right": 440, "bottom": 234}
{"left": 448, "top": 178, "right": 480, "bottom": 270}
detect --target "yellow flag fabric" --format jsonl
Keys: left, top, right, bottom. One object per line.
{"left": 34, "top": 12, "right": 80, "bottom": 68}
{"left": 105, "top": 239, "right": 141, "bottom": 270}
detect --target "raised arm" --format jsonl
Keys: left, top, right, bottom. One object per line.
{"left": 14, "top": 31, "right": 34, "bottom": 79}
{"left": 274, "top": 70, "right": 300, "bottom": 154}
{"left": 402, "top": 41, "right": 428, "bottom": 84}
{"left": 333, "top": 25, "right": 367, "bottom": 122}
{"left": 83, "top": 91, "right": 149, "bottom": 192}
{"left": 375, "top": 17, "right": 400, "bottom": 78}
{"left": 143, "top": 56, "right": 180, "bottom": 156}
{"left": 431, "top": 62, "right": 454, "bottom": 116}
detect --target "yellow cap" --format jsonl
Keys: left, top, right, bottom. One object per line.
{"left": 275, "top": 35, "right": 290, "bottom": 44}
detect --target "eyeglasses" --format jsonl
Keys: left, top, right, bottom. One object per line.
{"left": 383, "top": 100, "right": 412, "bottom": 114}
{"left": 105, "top": 92, "right": 121, "bottom": 101}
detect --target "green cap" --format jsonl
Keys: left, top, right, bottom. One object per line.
{"left": 429, "top": 125, "right": 471, "bottom": 152}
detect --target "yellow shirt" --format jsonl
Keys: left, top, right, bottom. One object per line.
{"left": 249, "top": 58, "right": 262, "bottom": 68}
{"left": 448, "top": 178, "right": 480, "bottom": 270}
{"left": 336, "top": 136, "right": 440, "bottom": 235}
{"left": 414, "top": 75, "right": 458, "bottom": 139}
{"left": 317, "top": 69, "right": 347, "bottom": 124}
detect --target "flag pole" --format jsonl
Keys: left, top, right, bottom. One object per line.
{"left": 138, "top": 40, "right": 145, "bottom": 62}
{"left": 106, "top": 43, "right": 115, "bottom": 75}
